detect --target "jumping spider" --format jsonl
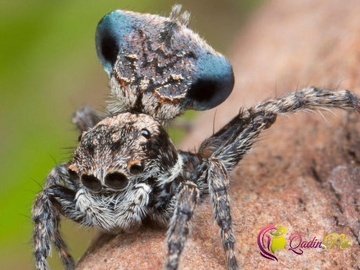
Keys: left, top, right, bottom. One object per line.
{"left": 32, "top": 5, "right": 360, "bottom": 270}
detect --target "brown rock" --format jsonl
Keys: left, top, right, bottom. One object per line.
{"left": 77, "top": 0, "right": 360, "bottom": 269}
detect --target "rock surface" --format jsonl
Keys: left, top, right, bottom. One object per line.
{"left": 77, "top": 0, "right": 360, "bottom": 269}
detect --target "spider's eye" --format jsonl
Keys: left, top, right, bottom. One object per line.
{"left": 105, "top": 172, "right": 129, "bottom": 190}
{"left": 129, "top": 161, "right": 144, "bottom": 175}
{"left": 140, "top": 128, "right": 151, "bottom": 139}
{"left": 81, "top": 174, "right": 102, "bottom": 192}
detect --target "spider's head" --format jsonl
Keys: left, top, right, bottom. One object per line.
{"left": 96, "top": 5, "right": 234, "bottom": 121}
{"left": 68, "top": 113, "right": 179, "bottom": 193}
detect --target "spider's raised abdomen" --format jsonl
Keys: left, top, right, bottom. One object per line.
{"left": 97, "top": 6, "right": 234, "bottom": 121}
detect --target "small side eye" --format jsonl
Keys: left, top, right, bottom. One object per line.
{"left": 105, "top": 172, "right": 129, "bottom": 190}
{"left": 129, "top": 161, "right": 144, "bottom": 175}
{"left": 141, "top": 128, "right": 150, "bottom": 139}
{"left": 81, "top": 174, "right": 102, "bottom": 192}
{"left": 68, "top": 168, "right": 78, "bottom": 179}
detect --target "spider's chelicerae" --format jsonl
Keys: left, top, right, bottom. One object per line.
{"left": 32, "top": 5, "right": 360, "bottom": 270}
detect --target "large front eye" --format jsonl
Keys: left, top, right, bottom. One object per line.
{"left": 105, "top": 172, "right": 129, "bottom": 190}
{"left": 81, "top": 174, "right": 102, "bottom": 192}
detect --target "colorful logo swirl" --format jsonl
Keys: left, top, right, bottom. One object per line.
{"left": 257, "top": 225, "right": 287, "bottom": 261}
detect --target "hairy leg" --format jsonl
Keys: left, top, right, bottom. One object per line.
{"left": 208, "top": 159, "right": 239, "bottom": 269}
{"left": 255, "top": 87, "right": 359, "bottom": 113}
{"left": 72, "top": 106, "right": 104, "bottom": 133}
{"left": 32, "top": 164, "right": 76, "bottom": 270}
{"left": 201, "top": 87, "right": 360, "bottom": 170}
{"left": 165, "top": 181, "right": 199, "bottom": 270}
{"left": 32, "top": 164, "right": 88, "bottom": 270}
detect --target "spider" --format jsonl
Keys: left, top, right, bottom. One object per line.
{"left": 32, "top": 5, "right": 360, "bottom": 270}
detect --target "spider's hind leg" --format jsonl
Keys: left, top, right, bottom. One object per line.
{"left": 255, "top": 87, "right": 360, "bottom": 114}
{"left": 201, "top": 87, "right": 360, "bottom": 172}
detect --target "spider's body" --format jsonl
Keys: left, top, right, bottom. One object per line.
{"left": 32, "top": 5, "right": 360, "bottom": 270}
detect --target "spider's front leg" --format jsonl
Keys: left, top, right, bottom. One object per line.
{"left": 165, "top": 181, "right": 199, "bottom": 270}
{"left": 32, "top": 164, "right": 84, "bottom": 270}
{"left": 33, "top": 106, "right": 103, "bottom": 270}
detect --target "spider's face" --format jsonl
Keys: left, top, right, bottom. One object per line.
{"left": 96, "top": 6, "right": 234, "bottom": 121}
{"left": 69, "top": 113, "right": 179, "bottom": 193}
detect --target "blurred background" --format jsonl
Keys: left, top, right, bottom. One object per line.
{"left": 0, "top": 0, "right": 262, "bottom": 269}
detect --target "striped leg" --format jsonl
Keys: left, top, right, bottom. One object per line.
{"left": 165, "top": 182, "right": 199, "bottom": 270}
{"left": 208, "top": 159, "right": 239, "bottom": 270}
{"left": 32, "top": 164, "right": 78, "bottom": 270}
